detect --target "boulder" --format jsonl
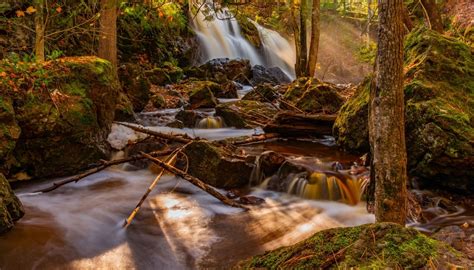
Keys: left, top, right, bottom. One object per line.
{"left": 147, "top": 84, "right": 186, "bottom": 110}
{"left": 282, "top": 77, "right": 344, "bottom": 114}
{"left": 0, "top": 173, "right": 24, "bottom": 234}
{"left": 175, "top": 110, "right": 205, "bottom": 127}
{"left": 240, "top": 223, "right": 471, "bottom": 269}
{"left": 179, "top": 141, "right": 254, "bottom": 188}
{"left": 0, "top": 96, "right": 21, "bottom": 174}
{"left": 188, "top": 84, "right": 218, "bottom": 109}
{"left": 333, "top": 28, "right": 474, "bottom": 193}
{"left": 118, "top": 63, "right": 151, "bottom": 112}
{"left": 1, "top": 56, "right": 120, "bottom": 179}
{"left": 250, "top": 65, "right": 292, "bottom": 86}
{"left": 242, "top": 83, "right": 279, "bottom": 102}
{"left": 215, "top": 100, "right": 278, "bottom": 128}
{"left": 186, "top": 58, "right": 252, "bottom": 84}
{"left": 215, "top": 81, "right": 239, "bottom": 99}
{"left": 145, "top": 62, "right": 184, "bottom": 86}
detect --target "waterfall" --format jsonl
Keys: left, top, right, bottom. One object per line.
{"left": 192, "top": 2, "right": 296, "bottom": 78}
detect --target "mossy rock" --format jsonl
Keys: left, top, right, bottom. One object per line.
{"left": 180, "top": 141, "right": 254, "bottom": 188}
{"left": 186, "top": 59, "right": 252, "bottom": 84}
{"left": 235, "top": 15, "right": 262, "bottom": 48}
{"left": 333, "top": 28, "right": 474, "bottom": 192}
{"left": 0, "top": 173, "right": 24, "bottom": 234}
{"left": 283, "top": 77, "right": 344, "bottom": 114}
{"left": 0, "top": 96, "right": 20, "bottom": 173}
{"left": 146, "top": 63, "right": 184, "bottom": 86}
{"left": 240, "top": 223, "right": 471, "bottom": 269}
{"left": 215, "top": 100, "right": 278, "bottom": 128}
{"left": 242, "top": 84, "right": 278, "bottom": 102}
{"left": 188, "top": 82, "right": 219, "bottom": 109}
{"left": 118, "top": 63, "right": 151, "bottom": 112}
{"left": 3, "top": 57, "right": 120, "bottom": 179}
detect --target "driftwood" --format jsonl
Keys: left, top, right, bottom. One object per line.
{"left": 123, "top": 146, "right": 187, "bottom": 228}
{"left": 141, "top": 152, "right": 249, "bottom": 210}
{"left": 116, "top": 122, "right": 192, "bottom": 144}
{"left": 263, "top": 112, "right": 337, "bottom": 137}
{"left": 34, "top": 149, "right": 175, "bottom": 193}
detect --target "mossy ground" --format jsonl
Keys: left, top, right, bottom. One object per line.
{"left": 240, "top": 223, "right": 468, "bottom": 269}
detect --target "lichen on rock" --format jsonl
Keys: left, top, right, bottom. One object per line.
{"left": 0, "top": 173, "right": 24, "bottom": 234}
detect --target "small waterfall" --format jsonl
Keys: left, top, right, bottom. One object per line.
{"left": 196, "top": 116, "right": 224, "bottom": 129}
{"left": 192, "top": 1, "right": 295, "bottom": 78}
{"left": 250, "top": 20, "right": 296, "bottom": 78}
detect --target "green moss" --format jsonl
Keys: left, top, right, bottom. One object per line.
{"left": 241, "top": 223, "right": 461, "bottom": 269}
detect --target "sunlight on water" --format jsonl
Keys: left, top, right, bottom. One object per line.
{"left": 196, "top": 116, "right": 225, "bottom": 129}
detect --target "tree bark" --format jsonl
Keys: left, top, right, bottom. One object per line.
{"left": 307, "top": 0, "right": 320, "bottom": 76}
{"left": 298, "top": 0, "right": 309, "bottom": 77}
{"left": 98, "top": 0, "right": 118, "bottom": 74}
{"left": 369, "top": 0, "right": 407, "bottom": 225}
{"left": 290, "top": 0, "right": 302, "bottom": 76}
{"left": 420, "top": 0, "right": 443, "bottom": 33}
{"left": 34, "top": 0, "right": 45, "bottom": 62}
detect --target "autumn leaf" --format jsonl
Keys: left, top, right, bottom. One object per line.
{"left": 25, "top": 6, "right": 37, "bottom": 14}
{"left": 16, "top": 10, "right": 25, "bottom": 17}
{"left": 56, "top": 6, "right": 62, "bottom": 13}
{"left": 158, "top": 11, "right": 164, "bottom": 18}
{"left": 0, "top": 72, "right": 6, "bottom": 78}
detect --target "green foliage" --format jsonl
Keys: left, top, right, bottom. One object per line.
{"left": 356, "top": 42, "right": 377, "bottom": 64}
{"left": 47, "top": 50, "right": 64, "bottom": 61}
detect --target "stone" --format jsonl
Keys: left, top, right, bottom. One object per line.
{"left": 0, "top": 173, "right": 24, "bottom": 234}
{"left": 250, "top": 65, "right": 291, "bottom": 86}
{"left": 215, "top": 100, "right": 278, "bottom": 128}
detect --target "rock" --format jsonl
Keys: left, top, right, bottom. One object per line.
{"left": 239, "top": 196, "right": 265, "bottom": 205}
{"left": 0, "top": 173, "right": 24, "bottom": 234}
{"left": 0, "top": 96, "right": 21, "bottom": 174}
{"left": 166, "top": 120, "right": 184, "bottom": 129}
{"left": 2, "top": 57, "right": 120, "bottom": 179}
{"left": 433, "top": 226, "right": 474, "bottom": 259}
{"left": 214, "top": 81, "right": 239, "bottom": 99}
{"left": 282, "top": 77, "right": 344, "bottom": 114}
{"left": 239, "top": 223, "right": 472, "bottom": 269}
{"left": 180, "top": 141, "right": 254, "bottom": 188}
{"left": 145, "top": 62, "right": 184, "bottom": 86}
{"left": 114, "top": 92, "right": 135, "bottom": 121}
{"left": 215, "top": 100, "right": 278, "bottom": 128}
{"left": 264, "top": 112, "right": 336, "bottom": 137}
{"left": 175, "top": 110, "right": 205, "bottom": 127}
{"left": 242, "top": 83, "right": 279, "bottom": 102}
{"left": 147, "top": 85, "right": 186, "bottom": 110}
{"left": 118, "top": 63, "right": 151, "bottom": 112}
{"left": 188, "top": 85, "right": 218, "bottom": 109}
{"left": 333, "top": 28, "right": 474, "bottom": 193}
{"left": 235, "top": 14, "right": 262, "bottom": 48}
{"left": 186, "top": 58, "right": 252, "bottom": 84}
{"left": 250, "top": 65, "right": 292, "bottom": 86}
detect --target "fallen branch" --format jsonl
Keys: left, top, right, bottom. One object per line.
{"left": 231, "top": 133, "right": 280, "bottom": 145}
{"left": 141, "top": 152, "right": 249, "bottom": 210}
{"left": 116, "top": 122, "right": 192, "bottom": 144}
{"left": 123, "top": 145, "right": 188, "bottom": 228}
{"left": 34, "top": 149, "right": 175, "bottom": 193}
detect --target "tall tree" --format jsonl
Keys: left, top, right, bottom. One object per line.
{"left": 298, "top": 0, "right": 309, "bottom": 77}
{"left": 34, "top": 0, "right": 45, "bottom": 62}
{"left": 369, "top": 0, "right": 407, "bottom": 225}
{"left": 307, "top": 0, "right": 320, "bottom": 76}
{"left": 98, "top": 0, "right": 119, "bottom": 74}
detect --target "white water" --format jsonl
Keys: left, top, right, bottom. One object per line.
{"left": 192, "top": 2, "right": 296, "bottom": 78}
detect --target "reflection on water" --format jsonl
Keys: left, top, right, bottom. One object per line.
{"left": 0, "top": 167, "right": 374, "bottom": 269}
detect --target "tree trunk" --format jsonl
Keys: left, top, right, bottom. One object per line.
{"left": 34, "top": 0, "right": 45, "bottom": 63}
{"left": 369, "top": 0, "right": 407, "bottom": 225}
{"left": 290, "top": 0, "right": 301, "bottom": 76}
{"left": 298, "top": 0, "right": 308, "bottom": 77}
{"left": 420, "top": 0, "right": 443, "bottom": 33}
{"left": 307, "top": 0, "right": 320, "bottom": 77}
{"left": 98, "top": 0, "right": 118, "bottom": 74}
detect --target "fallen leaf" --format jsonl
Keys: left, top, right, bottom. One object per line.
{"left": 16, "top": 10, "right": 25, "bottom": 17}
{"left": 26, "top": 6, "right": 37, "bottom": 14}
{"left": 56, "top": 6, "right": 62, "bottom": 13}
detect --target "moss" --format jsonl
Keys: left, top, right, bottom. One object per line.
{"left": 215, "top": 100, "right": 278, "bottom": 128}
{"left": 241, "top": 223, "right": 463, "bottom": 269}
{"left": 235, "top": 14, "right": 262, "bottom": 48}
{"left": 0, "top": 173, "right": 24, "bottom": 234}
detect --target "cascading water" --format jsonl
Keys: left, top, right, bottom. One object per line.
{"left": 196, "top": 116, "right": 225, "bottom": 129}
{"left": 192, "top": 1, "right": 296, "bottom": 78}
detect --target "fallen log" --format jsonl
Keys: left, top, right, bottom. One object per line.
{"left": 230, "top": 133, "right": 280, "bottom": 145}
{"left": 116, "top": 122, "right": 192, "bottom": 144}
{"left": 141, "top": 152, "right": 249, "bottom": 210}
{"left": 263, "top": 112, "right": 336, "bottom": 137}
{"left": 34, "top": 149, "right": 175, "bottom": 193}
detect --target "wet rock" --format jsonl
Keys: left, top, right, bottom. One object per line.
{"left": 188, "top": 85, "right": 218, "bottom": 109}
{"left": 215, "top": 81, "right": 239, "bottom": 99}
{"left": 239, "top": 196, "right": 265, "bottom": 205}
{"left": 258, "top": 151, "right": 287, "bottom": 178}
{"left": 4, "top": 57, "right": 119, "bottom": 179}
{"left": 0, "top": 173, "right": 24, "bottom": 234}
{"left": 124, "top": 138, "right": 166, "bottom": 170}
{"left": 240, "top": 223, "right": 472, "bottom": 269}
{"left": 333, "top": 28, "right": 474, "bottom": 193}
{"left": 166, "top": 120, "right": 184, "bottom": 129}
{"left": 146, "top": 84, "right": 186, "bottom": 110}
{"left": 250, "top": 65, "right": 291, "bottom": 86}
{"left": 118, "top": 63, "right": 151, "bottom": 112}
{"left": 186, "top": 58, "right": 252, "bottom": 84}
{"left": 215, "top": 100, "right": 278, "bottom": 128}
{"left": 175, "top": 110, "right": 204, "bottom": 128}
{"left": 433, "top": 226, "right": 474, "bottom": 260}
{"left": 242, "top": 83, "right": 279, "bottom": 102}
{"left": 180, "top": 141, "right": 254, "bottom": 188}
{"left": 282, "top": 77, "right": 344, "bottom": 114}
